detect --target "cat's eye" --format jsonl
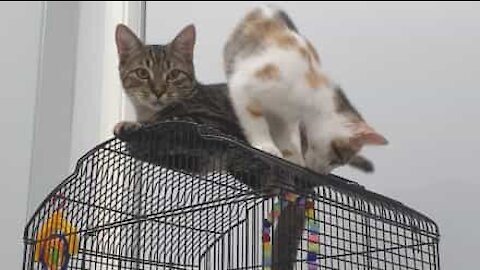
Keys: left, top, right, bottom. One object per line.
{"left": 167, "top": 69, "right": 182, "bottom": 81}
{"left": 135, "top": 68, "right": 150, "bottom": 79}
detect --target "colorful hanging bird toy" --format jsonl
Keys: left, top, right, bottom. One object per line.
{"left": 262, "top": 192, "right": 320, "bottom": 270}
{"left": 34, "top": 193, "right": 79, "bottom": 270}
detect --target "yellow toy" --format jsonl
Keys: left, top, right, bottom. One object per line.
{"left": 34, "top": 209, "right": 79, "bottom": 269}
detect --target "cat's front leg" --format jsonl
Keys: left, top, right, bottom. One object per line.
{"left": 113, "top": 121, "right": 143, "bottom": 140}
{"left": 230, "top": 94, "right": 281, "bottom": 157}
{"left": 251, "top": 141, "right": 282, "bottom": 157}
{"left": 268, "top": 115, "right": 305, "bottom": 166}
{"left": 247, "top": 116, "right": 282, "bottom": 157}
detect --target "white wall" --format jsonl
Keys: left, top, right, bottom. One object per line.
{"left": 28, "top": 1, "right": 79, "bottom": 217}
{"left": 0, "top": 1, "right": 44, "bottom": 268}
{"left": 145, "top": 2, "right": 480, "bottom": 269}
{"left": 70, "top": 1, "right": 144, "bottom": 169}
{"left": 69, "top": 2, "right": 109, "bottom": 168}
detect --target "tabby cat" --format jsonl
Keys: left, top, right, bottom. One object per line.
{"left": 114, "top": 24, "right": 243, "bottom": 140}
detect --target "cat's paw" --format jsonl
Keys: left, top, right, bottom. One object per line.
{"left": 252, "top": 143, "right": 282, "bottom": 158}
{"left": 114, "top": 121, "right": 142, "bottom": 140}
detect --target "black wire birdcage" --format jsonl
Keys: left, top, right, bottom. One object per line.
{"left": 23, "top": 121, "right": 440, "bottom": 270}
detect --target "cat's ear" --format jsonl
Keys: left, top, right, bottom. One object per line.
{"left": 171, "top": 24, "right": 196, "bottom": 61}
{"left": 115, "top": 24, "right": 142, "bottom": 56}
{"left": 350, "top": 122, "right": 388, "bottom": 148}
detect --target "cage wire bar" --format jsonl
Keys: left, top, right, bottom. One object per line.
{"left": 23, "top": 121, "right": 440, "bottom": 270}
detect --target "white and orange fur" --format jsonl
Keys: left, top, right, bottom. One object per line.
{"left": 224, "top": 6, "right": 387, "bottom": 174}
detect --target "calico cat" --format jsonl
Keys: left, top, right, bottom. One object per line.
{"left": 223, "top": 6, "right": 388, "bottom": 269}
{"left": 224, "top": 6, "right": 388, "bottom": 175}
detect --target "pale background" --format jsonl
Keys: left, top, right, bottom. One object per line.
{"left": 0, "top": 2, "right": 45, "bottom": 268}
{"left": 2, "top": 2, "right": 478, "bottom": 269}
{"left": 145, "top": 2, "right": 480, "bottom": 269}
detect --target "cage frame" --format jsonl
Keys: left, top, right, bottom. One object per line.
{"left": 23, "top": 121, "right": 441, "bottom": 270}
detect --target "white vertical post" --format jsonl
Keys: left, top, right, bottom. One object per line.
{"left": 99, "top": 1, "right": 145, "bottom": 141}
